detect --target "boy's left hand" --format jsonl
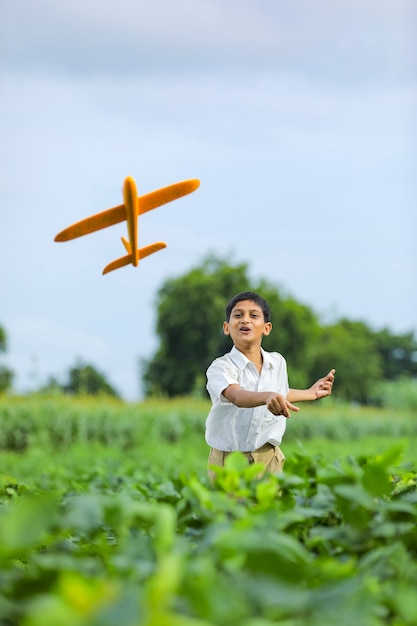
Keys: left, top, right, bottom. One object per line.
{"left": 311, "top": 369, "right": 336, "bottom": 399}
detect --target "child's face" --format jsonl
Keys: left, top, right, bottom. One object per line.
{"left": 223, "top": 300, "right": 272, "bottom": 349}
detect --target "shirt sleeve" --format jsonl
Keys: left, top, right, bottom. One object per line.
{"left": 206, "top": 357, "right": 239, "bottom": 403}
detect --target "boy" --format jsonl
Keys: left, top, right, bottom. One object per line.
{"left": 205, "top": 291, "right": 335, "bottom": 480}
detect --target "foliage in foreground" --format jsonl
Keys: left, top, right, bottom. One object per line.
{"left": 0, "top": 445, "right": 416, "bottom": 626}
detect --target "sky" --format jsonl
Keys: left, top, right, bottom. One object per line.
{"left": 1, "top": 0, "right": 416, "bottom": 400}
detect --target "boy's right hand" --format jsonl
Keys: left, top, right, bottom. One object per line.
{"left": 266, "top": 393, "right": 299, "bottom": 418}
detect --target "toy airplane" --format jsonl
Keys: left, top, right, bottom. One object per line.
{"left": 54, "top": 176, "right": 200, "bottom": 274}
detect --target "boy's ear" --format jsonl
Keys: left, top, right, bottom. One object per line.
{"left": 223, "top": 321, "right": 230, "bottom": 335}
{"left": 263, "top": 322, "right": 272, "bottom": 336}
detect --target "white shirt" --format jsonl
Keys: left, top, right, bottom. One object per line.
{"left": 205, "top": 345, "right": 289, "bottom": 452}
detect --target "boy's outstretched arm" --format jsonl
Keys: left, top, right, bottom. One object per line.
{"left": 223, "top": 384, "right": 299, "bottom": 417}
{"left": 287, "top": 369, "right": 336, "bottom": 403}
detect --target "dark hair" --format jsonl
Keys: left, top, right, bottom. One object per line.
{"left": 225, "top": 291, "right": 271, "bottom": 322}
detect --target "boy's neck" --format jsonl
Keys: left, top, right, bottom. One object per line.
{"left": 235, "top": 345, "right": 263, "bottom": 372}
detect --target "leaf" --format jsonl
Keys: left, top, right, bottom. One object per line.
{"left": 214, "top": 528, "right": 312, "bottom": 581}
{"left": 224, "top": 452, "right": 250, "bottom": 472}
{"left": 0, "top": 495, "right": 59, "bottom": 559}
{"left": 333, "top": 483, "right": 375, "bottom": 526}
{"left": 63, "top": 494, "right": 105, "bottom": 534}
{"left": 374, "top": 444, "right": 405, "bottom": 468}
{"left": 361, "top": 462, "right": 391, "bottom": 498}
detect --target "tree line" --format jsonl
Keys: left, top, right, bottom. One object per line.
{"left": 1, "top": 255, "right": 416, "bottom": 404}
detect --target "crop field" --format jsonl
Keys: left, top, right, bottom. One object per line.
{"left": 1, "top": 395, "right": 416, "bottom": 626}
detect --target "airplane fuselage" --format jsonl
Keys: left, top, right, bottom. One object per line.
{"left": 123, "top": 176, "right": 139, "bottom": 265}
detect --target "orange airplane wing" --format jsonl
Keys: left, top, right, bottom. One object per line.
{"left": 54, "top": 204, "right": 126, "bottom": 242}
{"left": 138, "top": 179, "right": 200, "bottom": 215}
{"left": 54, "top": 179, "right": 200, "bottom": 242}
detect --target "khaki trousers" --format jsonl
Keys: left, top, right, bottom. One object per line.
{"left": 208, "top": 442, "right": 285, "bottom": 482}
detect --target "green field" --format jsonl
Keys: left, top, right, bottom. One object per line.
{"left": 1, "top": 395, "right": 416, "bottom": 625}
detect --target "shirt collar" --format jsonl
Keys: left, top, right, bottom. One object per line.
{"left": 229, "top": 345, "right": 273, "bottom": 370}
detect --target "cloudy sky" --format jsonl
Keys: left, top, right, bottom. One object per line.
{"left": 1, "top": 0, "right": 416, "bottom": 400}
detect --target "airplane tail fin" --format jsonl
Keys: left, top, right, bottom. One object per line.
{"left": 121, "top": 236, "right": 131, "bottom": 253}
{"left": 102, "top": 242, "right": 167, "bottom": 275}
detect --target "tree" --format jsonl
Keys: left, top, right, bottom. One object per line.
{"left": 373, "top": 328, "right": 417, "bottom": 380}
{"left": 141, "top": 255, "right": 319, "bottom": 397}
{"left": 309, "top": 319, "right": 383, "bottom": 404}
{"left": 0, "top": 366, "right": 14, "bottom": 393}
{"left": 41, "top": 359, "right": 120, "bottom": 398}
{"left": 0, "top": 327, "right": 6, "bottom": 352}
{"left": 64, "top": 360, "right": 120, "bottom": 397}
{"left": 0, "top": 325, "right": 14, "bottom": 393}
